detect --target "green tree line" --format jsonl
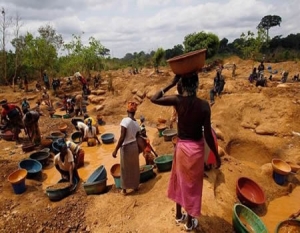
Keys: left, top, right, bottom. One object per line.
{"left": 0, "top": 12, "right": 299, "bottom": 85}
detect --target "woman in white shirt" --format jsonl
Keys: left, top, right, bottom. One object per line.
{"left": 54, "top": 140, "right": 80, "bottom": 185}
{"left": 83, "top": 119, "right": 101, "bottom": 146}
{"left": 112, "top": 101, "right": 141, "bottom": 195}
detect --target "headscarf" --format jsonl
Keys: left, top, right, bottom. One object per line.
{"left": 127, "top": 101, "right": 138, "bottom": 113}
{"left": 74, "top": 72, "right": 81, "bottom": 78}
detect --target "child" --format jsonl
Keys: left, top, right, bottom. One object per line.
{"left": 141, "top": 126, "right": 158, "bottom": 165}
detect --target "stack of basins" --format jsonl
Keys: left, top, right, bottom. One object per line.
{"left": 83, "top": 165, "right": 107, "bottom": 195}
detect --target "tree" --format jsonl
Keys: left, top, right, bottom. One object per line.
{"left": 257, "top": 15, "right": 282, "bottom": 42}
{"left": 183, "top": 31, "right": 220, "bottom": 58}
{"left": 62, "top": 34, "right": 109, "bottom": 75}
{"left": 38, "top": 24, "right": 63, "bottom": 50}
{"left": 152, "top": 48, "right": 165, "bottom": 73}
{"left": 165, "top": 44, "right": 184, "bottom": 60}
{"left": 235, "top": 29, "right": 267, "bottom": 61}
{"left": 21, "top": 32, "right": 57, "bottom": 78}
{"left": 0, "top": 7, "right": 12, "bottom": 85}
{"left": 12, "top": 11, "right": 23, "bottom": 91}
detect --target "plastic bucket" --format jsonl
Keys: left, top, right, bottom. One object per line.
{"left": 273, "top": 171, "right": 286, "bottom": 185}
{"left": 8, "top": 169, "right": 27, "bottom": 194}
{"left": 11, "top": 181, "right": 26, "bottom": 194}
{"left": 114, "top": 177, "right": 122, "bottom": 189}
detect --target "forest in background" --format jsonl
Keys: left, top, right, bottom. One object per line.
{"left": 0, "top": 13, "right": 300, "bottom": 85}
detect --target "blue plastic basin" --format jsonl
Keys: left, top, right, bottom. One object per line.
{"left": 18, "top": 159, "right": 42, "bottom": 175}
{"left": 101, "top": 133, "right": 114, "bottom": 144}
{"left": 86, "top": 165, "right": 107, "bottom": 183}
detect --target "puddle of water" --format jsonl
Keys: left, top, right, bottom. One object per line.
{"left": 261, "top": 186, "right": 300, "bottom": 232}
{"left": 42, "top": 123, "right": 159, "bottom": 189}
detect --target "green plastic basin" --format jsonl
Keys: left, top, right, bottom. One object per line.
{"left": 154, "top": 155, "right": 173, "bottom": 172}
{"left": 232, "top": 203, "right": 268, "bottom": 233}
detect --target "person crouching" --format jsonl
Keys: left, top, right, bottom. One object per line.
{"left": 66, "top": 140, "right": 85, "bottom": 168}
{"left": 54, "top": 140, "right": 80, "bottom": 186}
{"left": 83, "top": 119, "right": 101, "bottom": 146}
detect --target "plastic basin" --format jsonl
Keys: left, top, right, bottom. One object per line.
{"left": 8, "top": 169, "right": 27, "bottom": 184}
{"left": 154, "top": 155, "right": 174, "bottom": 172}
{"left": 101, "top": 133, "right": 114, "bottom": 144}
{"left": 18, "top": 159, "right": 42, "bottom": 176}
{"left": 29, "top": 151, "right": 50, "bottom": 166}
{"left": 50, "top": 131, "right": 65, "bottom": 140}
{"left": 232, "top": 203, "right": 268, "bottom": 233}
{"left": 272, "top": 158, "right": 291, "bottom": 175}
{"left": 83, "top": 179, "right": 107, "bottom": 195}
{"left": 46, "top": 178, "right": 78, "bottom": 202}
{"left": 52, "top": 140, "right": 60, "bottom": 154}
{"left": 86, "top": 165, "right": 107, "bottom": 183}
{"left": 286, "top": 161, "right": 300, "bottom": 173}
{"left": 157, "top": 118, "right": 167, "bottom": 124}
{"left": 156, "top": 124, "right": 167, "bottom": 137}
{"left": 162, "top": 129, "right": 177, "bottom": 142}
{"left": 0, "top": 130, "right": 14, "bottom": 141}
{"left": 22, "top": 143, "right": 35, "bottom": 153}
{"left": 275, "top": 219, "right": 300, "bottom": 233}
{"left": 167, "top": 49, "right": 207, "bottom": 75}
{"left": 41, "top": 138, "right": 53, "bottom": 148}
{"left": 110, "top": 164, "right": 121, "bottom": 178}
{"left": 172, "top": 136, "right": 178, "bottom": 146}
{"left": 71, "top": 131, "right": 82, "bottom": 144}
{"left": 140, "top": 165, "right": 155, "bottom": 183}
{"left": 236, "top": 177, "right": 266, "bottom": 207}
{"left": 59, "top": 123, "right": 68, "bottom": 133}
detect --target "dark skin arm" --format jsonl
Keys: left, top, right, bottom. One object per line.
{"left": 68, "top": 161, "right": 75, "bottom": 185}
{"left": 150, "top": 144, "right": 159, "bottom": 157}
{"left": 55, "top": 164, "right": 68, "bottom": 180}
{"left": 94, "top": 134, "right": 101, "bottom": 145}
{"left": 150, "top": 75, "right": 181, "bottom": 105}
{"left": 112, "top": 126, "right": 127, "bottom": 158}
{"left": 203, "top": 103, "right": 221, "bottom": 168}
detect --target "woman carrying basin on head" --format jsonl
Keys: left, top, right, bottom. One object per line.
{"left": 151, "top": 73, "right": 221, "bottom": 231}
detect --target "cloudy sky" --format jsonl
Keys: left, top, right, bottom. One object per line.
{"left": 1, "top": 0, "right": 299, "bottom": 58}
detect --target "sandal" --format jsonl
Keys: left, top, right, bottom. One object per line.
{"left": 184, "top": 218, "right": 198, "bottom": 231}
{"left": 175, "top": 213, "right": 187, "bottom": 224}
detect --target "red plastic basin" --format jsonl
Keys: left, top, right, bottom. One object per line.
{"left": 236, "top": 177, "right": 266, "bottom": 207}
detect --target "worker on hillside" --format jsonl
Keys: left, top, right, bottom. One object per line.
{"left": 71, "top": 118, "right": 88, "bottom": 137}
{"left": 21, "top": 98, "right": 30, "bottom": 114}
{"left": 232, "top": 63, "right": 237, "bottom": 78}
{"left": 0, "top": 99, "right": 24, "bottom": 143}
{"left": 74, "top": 72, "right": 90, "bottom": 95}
{"left": 66, "top": 140, "right": 85, "bottom": 168}
{"left": 84, "top": 114, "right": 99, "bottom": 134}
{"left": 54, "top": 139, "right": 80, "bottom": 186}
{"left": 209, "top": 68, "right": 225, "bottom": 106}
{"left": 43, "top": 70, "right": 50, "bottom": 90}
{"left": 83, "top": 119, "right": 101, "bottom": 146}
{"left": 41, "top": 89, "right": 52, "bottom": 107}
{"left": 23, "top": 110, "right": 41, "bottom": 145}
{"left": 74, "top": 94, "right": 83, "bottom": 117}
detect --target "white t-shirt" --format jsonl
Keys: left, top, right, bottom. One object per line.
{"left": 54, "top": 149, "right": 74, "bottom": 171}
{"left": 120, "top": 117, "right": 140, "bottom": 146}
{"left": 77, "top": 121, "right": 88, "bottom": 131}
{"left": 84, "top": 126, "right": 96, "bottom": 138}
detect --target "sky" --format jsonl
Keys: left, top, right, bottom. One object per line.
{"left": 0, "top": 0, "right": 299, "bottom": 58}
